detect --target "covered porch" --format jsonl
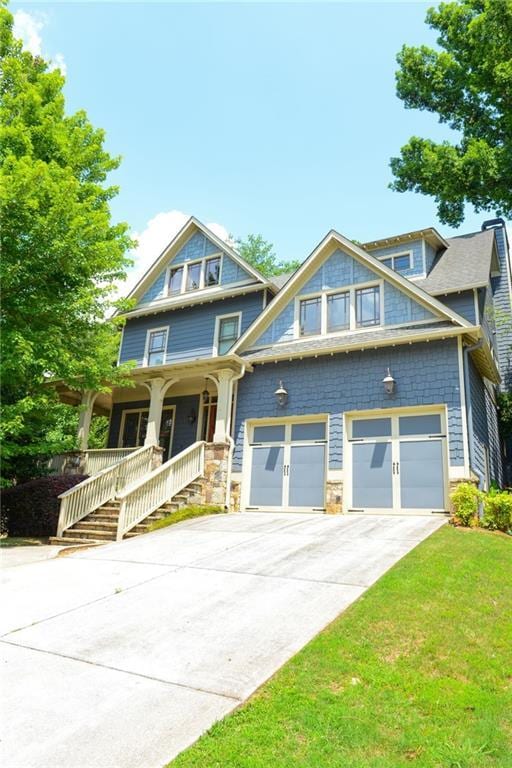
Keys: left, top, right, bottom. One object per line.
{"left": 54, "top": 356, "right": 249, "bottom": 473}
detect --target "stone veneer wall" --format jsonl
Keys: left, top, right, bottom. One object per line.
{"left": 200, "top": 443, "right": 230, "bottom": 507}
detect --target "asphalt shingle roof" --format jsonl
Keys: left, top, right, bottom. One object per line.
{"left": 413, "top": 229, "right": 495, "bottom": 295}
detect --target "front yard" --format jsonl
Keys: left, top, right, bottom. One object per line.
{"left": 171, "top": 526, "right": 511, "bottom": 768}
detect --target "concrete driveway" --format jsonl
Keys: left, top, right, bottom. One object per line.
{"left": 0, "top": 512, "right": 445, "bottom": 768}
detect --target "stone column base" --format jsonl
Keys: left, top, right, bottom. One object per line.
{"left": 201, "top": 443, "right": 230, "bottom": 507}
{"left": 326, "top": 480, "right": 343, "bottom": 514}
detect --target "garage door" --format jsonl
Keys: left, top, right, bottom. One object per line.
{"left": 246, "top": 421, "right": 327, "bottom": 511}
{"left": 349, "top": 411, "right": 447, "bottom": 514}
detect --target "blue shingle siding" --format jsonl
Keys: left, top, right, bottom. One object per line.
{"left": 490, "top": 226, "right": 512, "bottom": 388}
{"left": 233, "top": 339, "right": 464, "bottom": 471}
{"left": 108, "top": 395, "right": 200, "bottom": 455}
{"left": 384, "top": 283, "right": 435, "bottom": 325}
{"left": 424, "top": 242, "right": 437, "bottom": 274}
{"left": 439, "top": 291, "right": 476, "bottom": 323}
{"left": 468, "top": 357, "right": 488, "bottom": 485}
{"left": 137, "top": 233, "right": 255, "bottom": 308}
{"left": 252, "top": 248, "right": 437, "bottom": 348}
{"left": 368, "top": 239, "right": 425, "bottom": 278}
{"left": 120, "top": 292, "right": 264, "bottom": 366}
{"left": 485, "top": 384, "right": 503, "bottom": 486}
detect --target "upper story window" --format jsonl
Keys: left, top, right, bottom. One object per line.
{"left": 215, "top": 313, "right": 241, "bottom": 355}
{"left": 145, "top": 327, "right": 168, "bottom": 366}
{"left": 297, "top": 282, "right": 382, "bottom": 338}
{"left": 379, "top": 251, "right": 411, "bottom": 273}
{"left": 166, "top": 254, "right": 222, "bottom": 296}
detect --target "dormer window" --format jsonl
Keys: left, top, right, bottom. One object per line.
{"left": 145, "top": 327, "right": 168, "bottom": 366}
{"left": 166, "top": 254, "right": 222, "bottom": 296}
{"left": 297, "top": 282, "right": 382, "bottom": 338}
{"left": 379, "top": 251, "right": 412, "bottom": 273}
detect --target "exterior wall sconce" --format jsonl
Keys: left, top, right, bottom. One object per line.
{"left": 188, "top": 409, "right": 197, "bottom": 425}
{"left": 202, "top": 380, "right": 210, "bottom": 404}
{"left": 382, "top": 368, "right": 396, "bottom": 394}
{"left": 274, "top": 380, "right": 288, "bottom": 407}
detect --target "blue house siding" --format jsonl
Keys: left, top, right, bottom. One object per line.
{"left": 120, "top": 292, "right": 264, "bottom": 366}
{"left": 138, "top": 232, "right": 255, "bottom": 306}
{"left": 491, "top": 226, "right": 512, "bottom": 388}
{"left": 233, "top": 339, "right": 464, "bottom": 471}
{"left": 108, "top": 395, "right": 200, "bottom": 455}
{"left": 425, "top": 242, "right": 438, "bottom": 274}
{"left": 468, "top": 358, "right": 488, "bottom": 486}
{"left": 485, "top": 385, "right": 503, "bottom": 486}
{"left": 252, "top": 248, "right": 438, "bottom": 347}
{"left": 440, "top": 291, "right": 476, "bottom": 323}
{"left": 367, "top": 239, "right": 425, "bottom": 278}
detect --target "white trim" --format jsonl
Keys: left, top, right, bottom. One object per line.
{"left": 118, "top": 405, "right": 176, "bottom": 458}
{"left": 117, "top": 324, "right": 125, "bottom": 367}
{"left": 295, "top": 280, "right": 384, "bottom": 339}
{"left": 232, "top": 229, "right": 473, "bottom": 355}
{"left": 143, "top": 326, "right": 169, "bottom": 367}
{"left": 473, "top": 288, "right": 480, "bottom": 324}
{"left": 457, "top": 336, "right": 471, "bottom": 477}
{"left": 213, "top": 311, "right": 242, "bottom": 357}
{"left": 422, "top": 239, "right": 426, "bottom": 276}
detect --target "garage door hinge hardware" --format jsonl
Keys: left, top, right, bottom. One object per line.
{"left": 246, "top": 507, "right": 259, "bottom": 510}
{"left": 429, "top": 434, "right": 446, "bottom": 438}
{"left": 349, "top": 439, "right": 364, "bottom": 443}
{"left": 392, "top": 462, "right": 400, "bottom": 474}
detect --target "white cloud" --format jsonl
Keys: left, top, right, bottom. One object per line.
{"left": 118, "top": 209, "right": 233, "bottom": 298}
{"left": 13, "top": 10, "right": 67, "bottom": 75}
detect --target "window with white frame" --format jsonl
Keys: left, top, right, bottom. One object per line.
{"left": 379, "top": 251, "right": 412, "bottom": 273}
{"left": 145, "top": 327, "right": 168, "bottom": 366}
{"left": 297, "top": 282, "right": 382, "bottom": 338}
{"left": 166, "top": 254, "right": 222, "bottom": 296}
{"left": 215, "top": 314, "right": 241, "bottom": 355}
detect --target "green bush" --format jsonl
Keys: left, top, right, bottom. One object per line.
{"left": 482, "top": 488, "right": 512, "bottom": 533}
{"left": 450, "top": 482, "right": 482, "bottom": 527}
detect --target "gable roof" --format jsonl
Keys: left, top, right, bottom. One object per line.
{"left": 125, "top": 216, "right": 274, "bottom": 305}
{"left": 416, "top": 229, "right": 498, "bottom": 296}
{"left": 363, "top": 226, "right": 448, "bottom": 252}
{"left": 233, "top": 229, "right": 474, "bottom": 354}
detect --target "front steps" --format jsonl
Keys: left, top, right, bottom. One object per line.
{"left": 50, "top": 480, "right": 203, "bottom": 546}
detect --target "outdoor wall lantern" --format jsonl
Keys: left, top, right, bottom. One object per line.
{"left": 274, "top": 380, "right": 288, "bottom": 407}
{"left": 188, "top": 408, "right": 197, "bottom": 425}
{"left": 382, "top": 368, "right": 396, "bottom": 395}
{"left": 202, "top": 379, "right": 210, "bottom": 404}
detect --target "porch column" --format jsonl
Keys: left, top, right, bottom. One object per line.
{"left": 77, "top": 390, "right": 96, "bottom": 451}
{"left": 213, "top": 370, "right": 235, "bottom": 443}
{"left": 144, "top": 377, "right": 166, "bottom": 446}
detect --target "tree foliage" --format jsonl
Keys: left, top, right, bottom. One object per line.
{"left": 390, "top": 0, "right": 512, "bottom": 226}
{"left": 236, "top": 234, "right": 301, "bottom": 277}
{"left": 0, "top": 7, "right": 134, "bottom": 484}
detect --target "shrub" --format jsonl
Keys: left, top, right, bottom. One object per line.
{"left": 1, "top": 475, "right": 88, "bottom": 537}
{"left": 482, "top": 488, "right": 512, "bottom": 533}
{"left": 450, "top": 482, "right": 482, "bottom": 527}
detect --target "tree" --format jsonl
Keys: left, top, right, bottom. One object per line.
{"left": 0, "top": 7, "right": 134, "bottom": 484}
{"left": 390, "top": 0, "right": 512, "bottom": 226}
{"left": 236, "top": 234, "right": 301, "bottom": 278}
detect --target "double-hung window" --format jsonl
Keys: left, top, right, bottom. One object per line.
{"left": 145, "top": 327, "right": 168, "bottom": 366}
{"left": 355, "top": 285, "right": 380, "bottom": 327}
{"left": 216, "top": 314, "right": 241, "bottom": 355}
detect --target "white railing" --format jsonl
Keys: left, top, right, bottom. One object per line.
{"left": 56, "top": 444, "right": 156, "bottom": 537}
{"left": 48, "top": 448, "right": 137, "bottom": 477}
{"left": 116, "top": 442, "right": 205, "bottom": 541}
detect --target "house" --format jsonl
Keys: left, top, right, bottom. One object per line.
{"left": 51, "top": 216, "right": 512, "bottom": 543}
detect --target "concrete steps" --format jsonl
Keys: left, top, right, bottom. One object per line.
{"left": 50, "top": 477, "right": 203, "bottom": 546}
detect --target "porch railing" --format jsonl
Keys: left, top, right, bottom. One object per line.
{"left": 56, "top": 444, "right": 155, "bottom": 537}
{"left": 116, "top": 441, "right": 205, "bottom": 541}
{"left": 48, "top": 448, "right": 137, "bottom": 477}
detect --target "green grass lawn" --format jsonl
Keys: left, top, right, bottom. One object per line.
{"left": 148, "top": 504, "right": 225, "bottom": 531}
{"left": 170, "top": 526, "right": 512, "bottom": 768}
{"left": 0, "top": 537, "right": 48, "bottom": 547}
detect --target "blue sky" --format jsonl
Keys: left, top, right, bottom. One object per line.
{"left": 11, "top": 1, "right": 506, "bottom": 286}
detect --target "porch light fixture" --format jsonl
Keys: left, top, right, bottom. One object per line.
{"left": 274, "top": 380, "right": 288, "bottom": 407}
{"left": 382, "top": 368, "right": 396, "bottom": 395}
{"left": 188, "top": 408, "right": 197, "bottom": 425}
{"left": 202, "top": 380, "right": 210, "bottom": 404}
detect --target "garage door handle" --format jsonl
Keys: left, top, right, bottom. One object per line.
{"left": 283, "top": 464, "right": 290, "bottom": 476}
{"left": 393, "top": 462, "right": 400, "bottom": 474}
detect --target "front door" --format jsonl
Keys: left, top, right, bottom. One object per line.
{"left": 349, "top": 410, "right": 447, "bottom": 514}
{"left": 246, "top": 420, "right": 327, "bottom": 511}
{"left": 119, "top": 406, "right": 175, "bottom": 460}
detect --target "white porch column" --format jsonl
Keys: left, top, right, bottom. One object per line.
{"left": 144, "top": 377, "right": 166, "bottom": 446}
{"left": 77, "top": 390, "right": 96, "bottom": 451}
{"left": 213, "top": 370, "right": 235, "bottom": 443}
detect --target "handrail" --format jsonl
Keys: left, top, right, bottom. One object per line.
{"left": 116, "top": 441, "right": 205, "bottom": 541}
{"left": 48, "top": 448, "right": 137, "bottom": 477}
{"left": 56, "top": 444, "right": 156, "bottom": 536}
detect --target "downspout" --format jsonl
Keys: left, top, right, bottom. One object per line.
{"left": 463, "top": 338, "right": 485, "bottom": 516}
{"left": 225, "top": 364, "right": 246, "bottom": 511}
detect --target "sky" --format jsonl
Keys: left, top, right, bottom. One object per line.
{"left": 10, "top": 1, "right": 510, "bottom": 291}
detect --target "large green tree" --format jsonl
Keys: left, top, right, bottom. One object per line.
{"left": 390, "top": 0, "right": 512, "bottom": 226}
{"left": 0, "top": 7, "right": 134, "bottom": 484}
{"left": 236, "top": 234, "right": 301, "bottom": 277}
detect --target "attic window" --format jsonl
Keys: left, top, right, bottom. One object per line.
{"left": 379, "top": 252, "right": 412, "bottom": 273}
{"left": 166, "top": 254, "right": 222, "bottom": 296}
{"left": 205, "top": 257, "right": 221, "bottom": 286}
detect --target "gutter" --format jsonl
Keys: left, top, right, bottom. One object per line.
{"left": 463, "top": 339, "right": 485, "bottom": 515}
